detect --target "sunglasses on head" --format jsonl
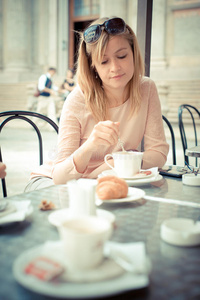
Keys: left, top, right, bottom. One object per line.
{"left": 83, "top": 17, "right": 126, "bottom": 44}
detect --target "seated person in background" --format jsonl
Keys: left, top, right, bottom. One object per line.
{"left": 60, "top": 69, "right": 76, "bottom": 100}
{"left": 24, "top": 17, "right": 169, "bottom": 192}
{"left": 0, "top": 162, "right": 6, "bottom": 179}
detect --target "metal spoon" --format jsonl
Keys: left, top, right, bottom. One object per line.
{"left": 105, "top": 248, "right": 150, "bottom": 274}
{"left": 118, "top": 137, "right": 126, "bottom": 152}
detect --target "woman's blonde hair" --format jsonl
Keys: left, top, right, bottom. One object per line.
{"left": 76, "top": 17, "right": 144, "bottom": 122}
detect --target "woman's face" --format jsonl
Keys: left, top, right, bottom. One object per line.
{"left": 94, "top": 36, "right": 134, "bottom": 93}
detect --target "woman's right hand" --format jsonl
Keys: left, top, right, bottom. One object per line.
{"left": 53, "top": 121, "right": 120, "bottom": 183}
{"left": 85, "top": 120, "right": 120, "bottom": 152}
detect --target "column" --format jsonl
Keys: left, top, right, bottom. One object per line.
{"left": 151, "top": 0, "right": 167, "bottom": 68}
{"left": 127, "top": 0, "right": 138, "bottom": 31}
{"left": 48, "top": 0, "right": 58, "bottom": 68}
{"left": 3, "top": 0, "right": 31, "bottom": 71}
{"left": 57, "top": 0, "right": 68, "bottom": 77}
{"left": 100, "top": 0, "right": 127, "bottom": 20}
{"left": 0, "top": 0, "right": 3, "bottom": 69}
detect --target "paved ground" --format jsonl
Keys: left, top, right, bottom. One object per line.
{"left": 0, "top": 123, "right": 196, "bottom": 198}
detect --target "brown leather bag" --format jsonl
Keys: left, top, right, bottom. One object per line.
{"left": 34, "top": 75, "right": 52, "bottom": 97}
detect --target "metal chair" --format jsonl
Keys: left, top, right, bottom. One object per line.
{"left": 162, "top": 115, "right": 176, "bottom": 165}
{"left": 0, "top": 110, "right": 58, "bottom": 197}
{"left": 178, "top": 104, "right": 200, "bottom": 167}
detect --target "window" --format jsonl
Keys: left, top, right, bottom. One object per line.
{"left": 74, "top": 0, "right": 99, "bottom": 17}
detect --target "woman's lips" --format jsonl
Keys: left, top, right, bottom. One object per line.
{"left": 111, "top": 74, "right": 124, "bottom": 79}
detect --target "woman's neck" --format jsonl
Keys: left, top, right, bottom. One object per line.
{"left": 104, "top": 86, "right": 129, "bottom": 108}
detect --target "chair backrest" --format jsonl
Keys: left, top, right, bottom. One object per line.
{"left": 162, "top": 115, "right": 176, "bottom": 165}
{"left": 178, "top": 104, "right": 200, "bottom": 167}
{"left": 0, "top": 110, "right": 59, "bottom": 197}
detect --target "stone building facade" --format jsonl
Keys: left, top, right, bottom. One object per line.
{"left": 0, "top": 0, "right": 199, "bottom": 123}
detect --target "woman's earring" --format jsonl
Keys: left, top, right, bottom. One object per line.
{"left": 95, "top": 72, "right": 98, "bottom": 79}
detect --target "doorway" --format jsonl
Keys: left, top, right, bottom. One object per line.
{"left": 68, "top": 0, "right": 99, "bottom": 70}
{"left": 73, "top": 21, "right": 94, "bottom": 69}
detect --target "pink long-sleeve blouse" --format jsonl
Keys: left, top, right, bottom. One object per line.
{"left": 31, "top": 76, "right": 169, "bottom": 182}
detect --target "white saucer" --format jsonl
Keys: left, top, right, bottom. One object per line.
{"left": 96, "top": 187, "right": 145, "bottom": 204}
{"left": 100, "top": 169, "right": 162, "bottom": 187}
{"left": 13, "top": 242, "right": 124, "bottom": 283}
{"left": 161, "top": 218, "right": 200, "bottom": 246}
{"left": 13, "top": 241, "right": 149, "bottom": 299}
{"left": 48, "top": 208, "right": 116, "bottom": 227}
{"left": 103, "top": 171, "right": 154, "bottom": 180}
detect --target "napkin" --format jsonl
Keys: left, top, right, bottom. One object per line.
{"left": 0, "top": 200, "right": 32, "bottom": 225}
{"left": 0, "top": 203, "right": 16, "bottom": 218}
{"left": 146, "top": 167, "right": 158, "bottom": 178}
{"left": 104, "top": 241, "right": 151, "bottom": 274}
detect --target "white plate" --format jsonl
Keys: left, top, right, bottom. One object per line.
{"left": 0, "top": 200, "right": 33, "bottom": 226}
{"left": 96, "top": 187, "right": 145, "bottom": 204}
{"left": 101, "top": 170, "right": 162, "bottom": 187}
{"left": 48, "top": 208, "right": 116, "bottom": 227}
{"left": 13, "top": 241, "right": 149, "bottom": 299}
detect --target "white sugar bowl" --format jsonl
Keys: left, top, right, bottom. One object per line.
{"left": 182, "top": 173, "right": 200, "bottom": 186}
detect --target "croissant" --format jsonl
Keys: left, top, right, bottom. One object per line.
{"left": 96, "top": 175, "right": 128, "bottom": 200}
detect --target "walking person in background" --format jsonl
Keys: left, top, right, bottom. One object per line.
{"left": 36, "top": 67, "right": 59, "bottom": 125}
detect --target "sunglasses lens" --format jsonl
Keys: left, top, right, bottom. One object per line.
{"left": 105, "top": 18, "right": 126, "bottom": 34}
{"left": 83, "top": 18, "right": 126, "bottom": 44}
{"left": 83, "top": 25, "right": 101, "bottom": 44}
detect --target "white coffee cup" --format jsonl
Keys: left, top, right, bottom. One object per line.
{"left": 104, "top": 151, "right": 143, "bottom": 178}
{"left": 67, "top": 179, "right": 97, "bottom": 217}
{"left": 59, "top": 216, "right": 112, "bottom": 270}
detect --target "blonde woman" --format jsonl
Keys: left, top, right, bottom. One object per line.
{"left": 25, "top": 17, "right": 169, "bottom": 191}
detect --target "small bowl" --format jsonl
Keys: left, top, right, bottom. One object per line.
{"left": 161, "top": 218, "right": 200, "bottom": 247}
{"left": 182, "top": 174, "right": 200, "bottom": 186}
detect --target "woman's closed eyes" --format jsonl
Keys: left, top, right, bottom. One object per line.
{"left": 101, "top": 54, "right": 128, "bottom": 65}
